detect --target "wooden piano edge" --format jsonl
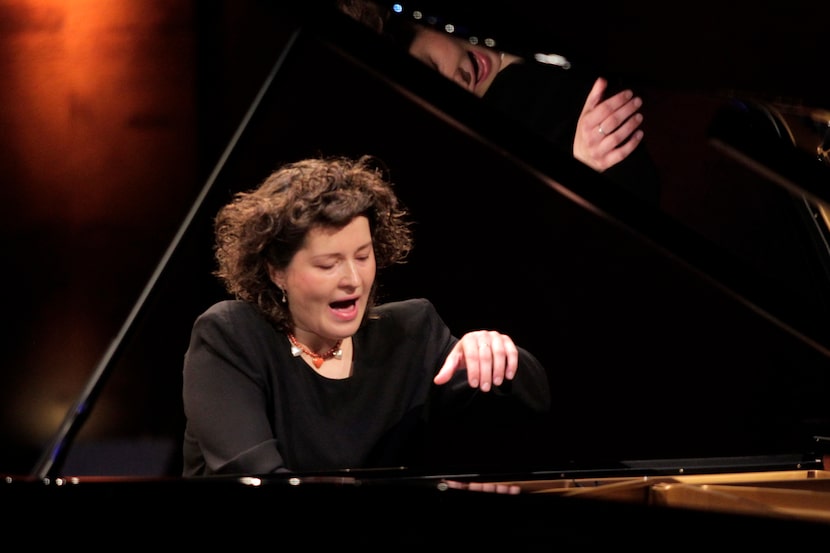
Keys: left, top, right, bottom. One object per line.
{"left": 483, "top": 464, "right": 830, "bottom": 526}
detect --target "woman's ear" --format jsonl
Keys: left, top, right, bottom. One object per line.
{"left": 267, "top": 263, "right": 284, "bottom": 289}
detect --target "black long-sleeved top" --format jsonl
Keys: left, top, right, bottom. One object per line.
{"left": 182, "top": 297, "right": 551, "bottom": 476}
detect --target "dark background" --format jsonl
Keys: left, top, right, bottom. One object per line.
{"left": 2, "top": 0, "right": 829, "bottom": 478}
{"left": 0, "top": 0, "right": 306, "bottom": 476}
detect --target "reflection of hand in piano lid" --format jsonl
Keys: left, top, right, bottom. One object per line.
{"left": 440, "top": 478, "right": 521, "bottom": 495}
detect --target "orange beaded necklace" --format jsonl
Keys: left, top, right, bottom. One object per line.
{"left": 287, "top": 333, "right": 343, "bottom": 369}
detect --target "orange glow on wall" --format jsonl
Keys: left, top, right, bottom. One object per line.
{"left": 0, "top": 0, "right": 197, "bottom": 455}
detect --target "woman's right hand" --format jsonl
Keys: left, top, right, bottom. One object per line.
{"left": 433, "top": 330, "right": 519, "bottom": 392}
{"left": 573, "top": 77, "right": 645, "bottom": 172}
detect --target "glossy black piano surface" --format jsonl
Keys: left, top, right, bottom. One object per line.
{"left": 3, "top": 0, "right": 830, "bottom": 538}
{"left": 5, "top": 461, "right": 830, "bottom": 549}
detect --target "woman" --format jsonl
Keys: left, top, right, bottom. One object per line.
{"left": 181, "top": 155, "right": 551, "bottom": 476}
{"left": 336, "top": 0, "right": 661, "bottom": 203}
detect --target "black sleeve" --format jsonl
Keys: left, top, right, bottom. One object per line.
{"left": 182, "top": 301, "right": 289, "bottom": 476}
{"left": 403, "top": 298, "right": 551, "bottom": 415}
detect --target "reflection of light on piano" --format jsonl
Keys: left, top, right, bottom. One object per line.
{"left": 399, "top": 4, "right": 499, "bottom": 50}
{"left": 54, "top": 477, "right": 81, "bottom": 486}
{"left": 239, "top": 477, "right": 263, "bottom": 486}
{"left": 534, "top": 52, "right": 572, "bottom": 70}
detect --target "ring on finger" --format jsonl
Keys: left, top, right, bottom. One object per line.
{"left": 598, "top": 126, "right": 606, "bottom": 136}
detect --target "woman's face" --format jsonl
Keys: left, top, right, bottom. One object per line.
{"left": 270, "top": 216, "right": 376, "bottom": 346}
{"left": 407, "top": 26, "right": 502, "bottom": 97}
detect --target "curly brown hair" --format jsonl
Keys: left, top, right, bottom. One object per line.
{"left": 336, "top": 0, "right": 416, "bottom": 48}
{"left": 336, "top": 0, "right": 390, "bottom": 33}
{"left": 213, "top": 155, "right": 413, "bottom": 332}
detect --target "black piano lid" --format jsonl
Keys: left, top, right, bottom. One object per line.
{"left": 31, "top": 1, "right": 830, "bottom": 479}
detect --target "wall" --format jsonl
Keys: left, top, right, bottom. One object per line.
{"left": 0, "top": 0, "right": 298, "bottom": 476}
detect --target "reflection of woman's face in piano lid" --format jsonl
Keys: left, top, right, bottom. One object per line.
{"left": 407, "top": 27, "right": 515, "bottom": 97}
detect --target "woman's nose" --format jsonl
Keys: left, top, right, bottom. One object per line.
{"left": 340, "top": 260, "right": 360, "bottom": 286}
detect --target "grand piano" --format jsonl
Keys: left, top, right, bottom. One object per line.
{"left": 5, "top": 0, "right": 830, "bottom": 546}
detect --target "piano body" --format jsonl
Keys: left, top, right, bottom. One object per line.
{"left": 5, "top": 1, "right": 830, "bottom": 546}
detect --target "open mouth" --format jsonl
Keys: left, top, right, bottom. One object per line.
{"left": 330, "top": 298, "right": 357, "bottom": 310}
{"left": 467, "top": 49, "right": 494, "bottom": 87}
{"left": 468, "top": 51, "right": 481, "bottom": 83}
